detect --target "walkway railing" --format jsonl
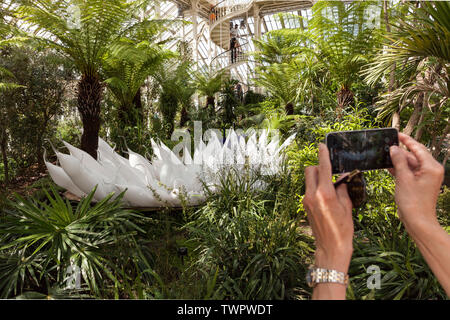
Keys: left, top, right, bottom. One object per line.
{"left": 209, "top": 0, "right": 254, "bottom": 71}
{"left": 210, "top": 0, "right": 253, "bottom": 31}
{"left": 211, "top": 39, "right": 250, "bottom": 70}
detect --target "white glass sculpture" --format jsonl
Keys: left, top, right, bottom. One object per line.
{"left": 45, "top": 129, "right": 295, "bottom": 207}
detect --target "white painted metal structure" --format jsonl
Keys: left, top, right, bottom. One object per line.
{"left": 171, "top": 0, "right": 315, "bottom": 87}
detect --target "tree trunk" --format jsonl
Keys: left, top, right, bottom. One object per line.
{"left": 336, "top": 86, "right": 354, "bottom": 117}
{"left": 285, "top": 102, "right": 294, "bottom": 115}
{"left": 206, "top": 96, "right": 215, "bottom": 111}
{"left": 77, "top": 73, "right": 103, "bottom": 160}
{"left": 403, "top": 92, "right": 424, "bottom": 136}
{"left": 1, "top": 133, "right": 8, "bottom": 185}
{"left": 180, "top": 105, "right": 189, "bottom": 127}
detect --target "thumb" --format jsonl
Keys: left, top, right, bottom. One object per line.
{"left": 390, "top": 145, "right": 413, "bottom": 179}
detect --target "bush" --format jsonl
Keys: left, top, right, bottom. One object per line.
{"left": 184, "top": 167, "right": 314, "bottom": 300}
{"left": 0, "top": 186, "right": 157, "bottom": 299}
{"left": 348, "top": 212, "right": 447, "bottom": 300}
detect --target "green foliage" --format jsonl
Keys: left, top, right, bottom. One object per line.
{"left": 0, "top": 186, "right": 156, "bottom": 298}
{"left": 185, "top": 167, "right": 313, "bottom": 300}
{"left": 437, "top": 187, "right": 450, "bottom": 230}
{"left": 153, "top": 53, "right": 195, "bottom": 139}
{"left": 0, "top": 46, "right": 75, "bottom": 176}
{"left": 364, "top": 2, "right": 449, "bottom": 157}
{"left": 348, "top": 213, "right": 447, "bottom": 300}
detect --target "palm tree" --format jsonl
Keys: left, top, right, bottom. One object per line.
{"left": 254, "top": 62, "right": 300, "bottom": 115}
{"left": 14, "top": 0, "right": 163, "bottom": 159}
{"left": 307, "top": 0, "right": 382, "bottom": 115}
{"left": 0, "top": 66, "right": 24, "bottom": 185}
{"left": 103, "top": 39, "right": 174, "bottom": 138}
{"left": 364, "top": 1, "right": 450, "bottom": 159}
{"left": 193, "top": 65, "right": 224, "bottom": 112}
{"left": 252, "top": 27, "right": 309, "bottom": 66}
{"left": 153, "top": 59, "right": 193, "bottom": 139}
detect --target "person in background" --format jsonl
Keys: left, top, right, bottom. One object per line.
{"left": 303, "top": 133, "right": 450, "bottom": 299}
{"left": 209, "top": 6, "right": 216, "bottom": 23}
{"left": 230, "top": 24, "right": 239, "bottom": 63}
{"left": 235, "top": 82, "right": 243, "bottom": 102}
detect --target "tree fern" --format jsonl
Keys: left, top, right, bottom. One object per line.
{"left": 13, "top": 0, "right": 178, "bottom": 158}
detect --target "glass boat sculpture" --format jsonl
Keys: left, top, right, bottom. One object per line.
{"left": 45, "top": 129, "right": 295, "bottom": 207}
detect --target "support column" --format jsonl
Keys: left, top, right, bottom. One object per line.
{"left": 191, "top": 0, "right": 199, "bottom": 64}
{"left": 254, "top": 4, "right": 261, "bottom": 40}
{"left": 253, "top": 4, "right": 261, "bottom": 93}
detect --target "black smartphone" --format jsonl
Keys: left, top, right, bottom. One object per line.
{"left": 325, "top": 128, "right": 399, "bottom": 174}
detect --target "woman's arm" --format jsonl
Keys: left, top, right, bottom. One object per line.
{"left": 389, "top": 133, "right": 450, "bottom": 295}
{"left": 303, "top": 144, "right": 353, "bottom": 300}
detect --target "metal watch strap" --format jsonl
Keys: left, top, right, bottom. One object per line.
{"left": 309, "top": 267, "right": 349, "bottom": 287}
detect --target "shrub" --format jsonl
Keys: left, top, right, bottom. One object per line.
{"left": 348, "top": 212, "right": 447, "bottom": 300}
{"left": 0, "top": 186, "right": 157, "bottom": 298}
{"left": 184, "top": 167, "right": 314, "bottom": 300}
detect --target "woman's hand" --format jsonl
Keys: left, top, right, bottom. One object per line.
{"left": 389, "top": 133, "right": 445, "bottom": 233}
{"left": 389, "top": 133, "right": 450, "bottom": 296}
{"left": 303, "top": 143, "right": 354, "bottom": 272}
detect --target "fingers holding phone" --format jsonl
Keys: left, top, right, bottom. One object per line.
{"left": 389, "top": 133, "right": 444, "bottom": 230}
{"left": 303, "top": 144, "right": 354, "bottom": 272}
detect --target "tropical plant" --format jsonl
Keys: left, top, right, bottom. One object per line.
{"left": 193, "top": 65, "right": 224, "bottom": 113}
{"left": 0, "top": 47, "right": 74, "bottom": 172}
{"left": 348, "top": 212, "right": 447, "bottom": 300}
{"left": 14, "top": 0, "right": 171, "bottom": 159}
{"left": 153, "top": 58, "right": 194, "bottom": 139}
{"left": 185, "top": 166, "right": 314, "bottom": 300}
{"left": 252, "top": 27, "right": 309, "bottom": 66}
{"left": 254, "top": 62, "right": 300, "bottom": 115}
{"left": 307, "top": 0, "right": 383, "bottom": 114}
{"left": 364, "top": 1, "right": 450, "bottom": 160}
{"left": 0, "top": 186, "right": 155, "bottom": 298}
{"left": 217, "top": 79, "right": 239, "bottom": 127}
{"left": 0, "top": 64, "right": 23, "bottom": 185}
{"left": 103, "top": 39, "right": 174, "bottom": 152}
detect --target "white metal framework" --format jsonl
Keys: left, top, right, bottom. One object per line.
{"left": 170, "top": 0, "right": 315, "bottom": 87}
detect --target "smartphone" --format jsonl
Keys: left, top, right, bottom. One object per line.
{"left": 325, "top": 128, "right": 399, "bottom": 174}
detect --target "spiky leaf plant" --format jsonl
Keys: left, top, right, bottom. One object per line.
{"left": 0, "top": 186, "right": 151, "bottom": 298}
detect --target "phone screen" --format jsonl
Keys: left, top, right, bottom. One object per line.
{"left": 326, "top": 128, "right": 399, "bottom": 174}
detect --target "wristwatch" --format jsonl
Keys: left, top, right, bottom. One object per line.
{"left": 306, "top": 266, "right": 349, "bottom": 288}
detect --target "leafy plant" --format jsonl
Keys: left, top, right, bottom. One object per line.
{"left": 0, "top": 186, "right": 156, "bottom": 298}
{"left": 14, "top": 0, "right": 172, "bottom": 158}
{"left": 185, "top": 166, "right": 314, "bottom": 300}
{"left": 348, "top": 212, "right": 447, "bottom": 300}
